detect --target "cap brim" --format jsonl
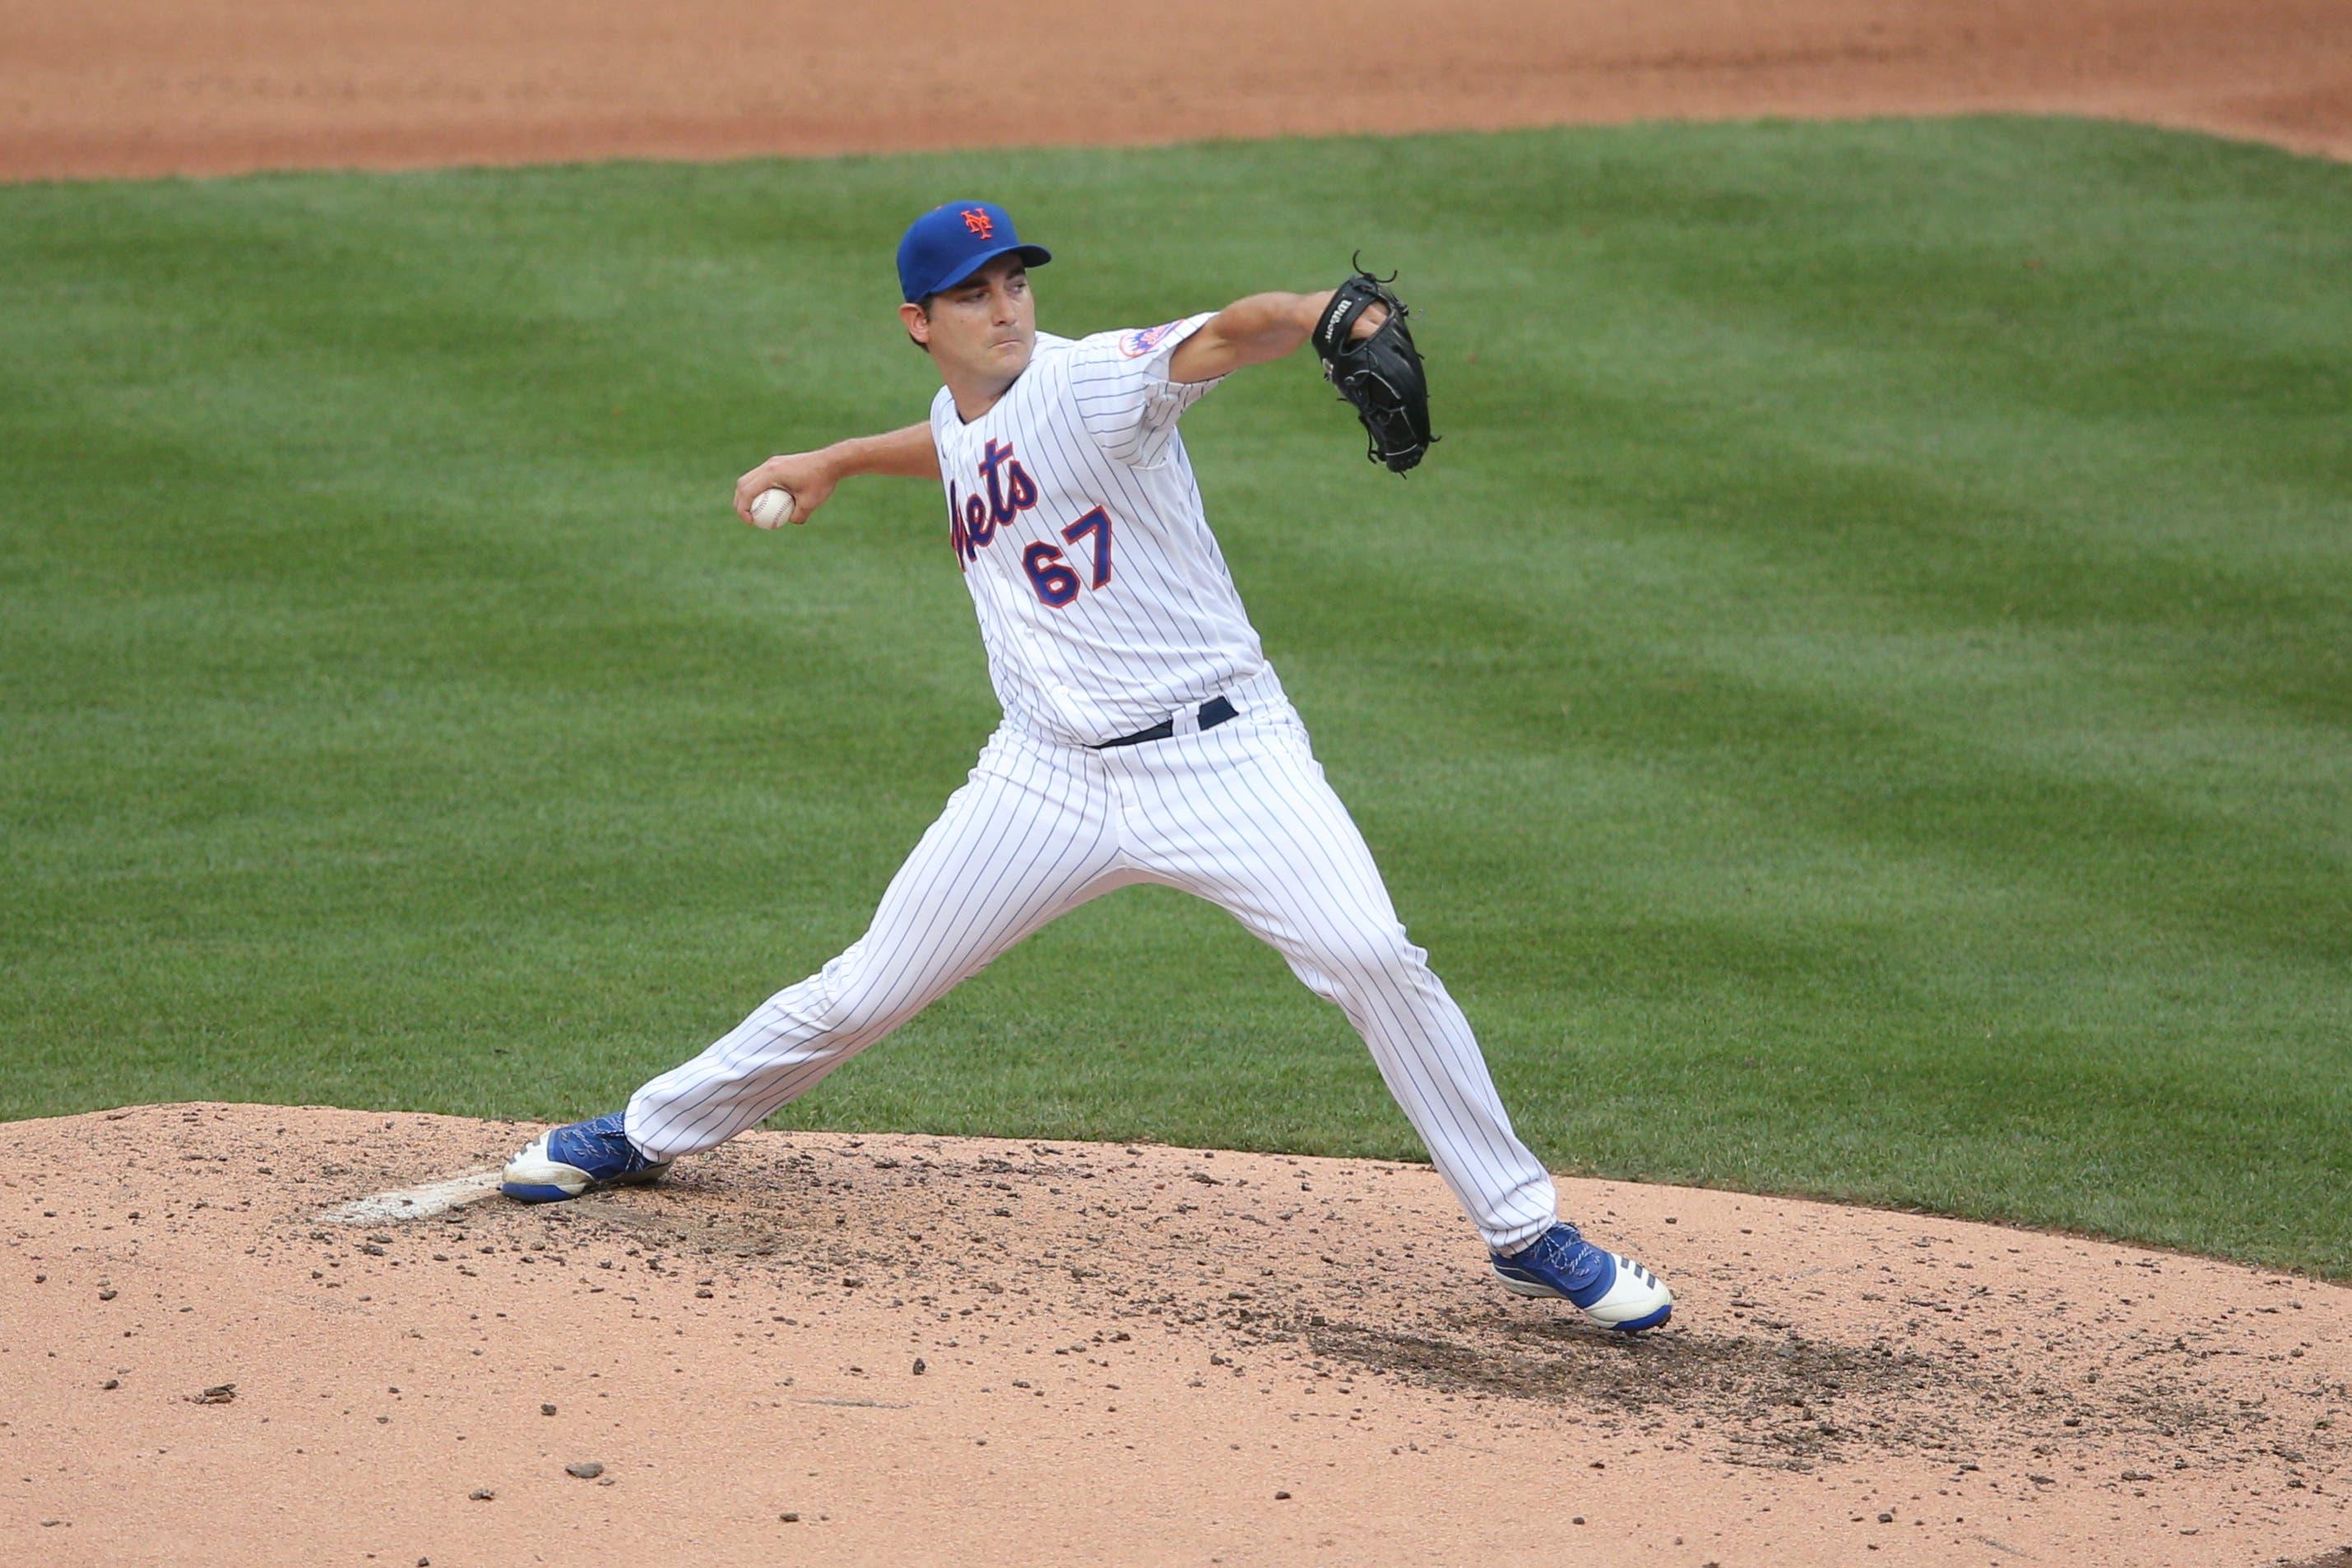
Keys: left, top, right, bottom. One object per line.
{"left": 924, "top": 243, "right": 1053, "bottom": 298}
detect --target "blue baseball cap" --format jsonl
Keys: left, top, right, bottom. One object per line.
{"left": 896, "top": 201, "right": 1052, "bottom": 304}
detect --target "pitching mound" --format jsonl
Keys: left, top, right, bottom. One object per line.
{"left": 3, "top": 1104, "right": 2346, "bottom": 1566}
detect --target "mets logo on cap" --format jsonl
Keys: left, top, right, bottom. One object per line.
{"left": 896, "top": 200, "right": 1055, "bottom": 304}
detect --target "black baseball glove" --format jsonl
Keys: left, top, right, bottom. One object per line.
{"left": 1311, "top": 260, "right": 1436, "bottom": 474}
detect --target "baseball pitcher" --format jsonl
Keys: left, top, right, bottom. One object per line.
{"left": 501, "top": 201, "right": 1673, "bottom": 1333}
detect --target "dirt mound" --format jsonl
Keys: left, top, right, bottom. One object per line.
{"left": 3, "top": 0, "right": 2348, "bottom": 182}
{"left": 2, "top": 1103, "right": 2346, "bottom": 1566}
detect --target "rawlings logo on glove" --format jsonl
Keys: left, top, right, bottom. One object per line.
{"left": 1311, "top": 259, "right": 1437, "bottom": 475}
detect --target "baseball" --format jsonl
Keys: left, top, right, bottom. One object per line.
{"left": 749, "top": 487, "right": 798, "bottom": 529}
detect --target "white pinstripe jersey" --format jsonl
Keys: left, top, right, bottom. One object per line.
{"left": 928, "top": 313, "right": 1268, "bottom": 746}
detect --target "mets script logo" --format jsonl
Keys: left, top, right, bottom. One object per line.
{"left": 961, "top": 207, "right": 995, "bottom": 239}
{"left": 1118, "top": 321, "right": 1182, "bottom": 358}
{"left": 946, "top": 438, "right": 1039, "bottom": 566}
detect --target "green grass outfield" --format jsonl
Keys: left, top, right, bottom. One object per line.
{"left": 3, "top": 118, "right": 2347, "bottom": 1273}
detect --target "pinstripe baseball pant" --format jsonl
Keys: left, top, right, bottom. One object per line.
{"left": 625, "top": 668, "right": 1560, "bottom": 1251}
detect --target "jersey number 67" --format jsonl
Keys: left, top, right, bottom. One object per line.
{"left": 1024, "top": 507, "right": 1114, "bottom": 608}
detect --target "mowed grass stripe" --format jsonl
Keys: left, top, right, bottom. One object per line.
{"left": 1, "top": 119, "right": 2346, "bottom": 1273}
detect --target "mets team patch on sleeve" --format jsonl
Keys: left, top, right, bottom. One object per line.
{"left": 1118, "top": 321, "right": 1185, "bottom": 358}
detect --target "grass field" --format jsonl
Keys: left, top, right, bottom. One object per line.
{"left": 3, "top": 119, "right": 2346, "bottom": 1274}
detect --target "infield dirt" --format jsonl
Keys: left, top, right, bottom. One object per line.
{"left": 2, "top": 0, "right": 2348, "bottom": 181}
{"left": 3, "top": 1104, "right": 2348, "bottom": 1566}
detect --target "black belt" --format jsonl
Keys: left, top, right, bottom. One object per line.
{"left": 1092, "top": 694, "right": 1238, "bottom": 750}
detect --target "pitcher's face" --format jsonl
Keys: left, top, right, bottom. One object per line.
{"left": 906, "top": 255, "right": 1035, "bottom": 386}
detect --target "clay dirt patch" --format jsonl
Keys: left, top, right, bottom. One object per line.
{"left": 2, "top": 1103, "right": 2346, "bottom": 1566}
{"left": 2, "top": 0, "right": 2348, "bottom": 181}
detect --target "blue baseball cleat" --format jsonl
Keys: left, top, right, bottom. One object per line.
{"left": 1491, "top": 1221, "right": 1674, "bottom": 1332}
{"left": 501, "top": 1111, "right": 671, "bottom": 1204}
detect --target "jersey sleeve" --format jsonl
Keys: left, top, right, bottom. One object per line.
{"left": 1065, "top": 313, "right": 1222, "bottom": 469}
